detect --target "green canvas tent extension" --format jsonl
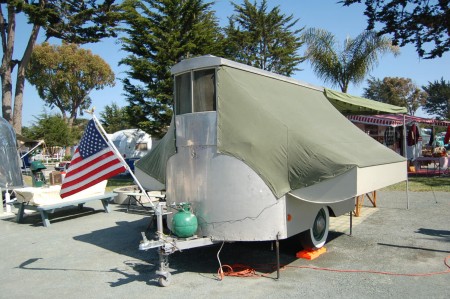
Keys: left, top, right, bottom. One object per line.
{"left": 135, "top": 55, "right": 406, "bottom": 201}
{"left": 135, "top": 117, "right": 175, "bottom": 187}
{"left": 216, "top": 66, "right": 406, "bottom": 198}
{"left": 323, "top": 88, "right": 408, "bottom": 115}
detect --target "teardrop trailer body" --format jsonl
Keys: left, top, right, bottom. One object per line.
{"left": 135, "top": 56, "right": 407, "bottom": 286}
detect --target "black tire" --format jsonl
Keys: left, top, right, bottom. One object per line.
{"left": 299, "top": 207, "right": 329, "bottom": 250}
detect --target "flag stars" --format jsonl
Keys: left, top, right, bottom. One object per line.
{"left": 79, "top": 120, "right": 108, "bottom": 158}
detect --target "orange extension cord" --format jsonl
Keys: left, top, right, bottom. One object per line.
{"left": 217, "top": 255, "right": 450, "bottom": 280}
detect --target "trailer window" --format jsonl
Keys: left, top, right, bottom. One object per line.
{"left": 175, "top": 68, "right": 216, "bottom": 115}
{"left": 193, "top": 69, "right": 216, "bottom": 112}
{"left": 175, "top": 72, "right": 192, "bottom": 115}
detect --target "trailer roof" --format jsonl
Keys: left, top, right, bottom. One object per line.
{"left": 171, "top": 55, "right": 323, "bottom": 92}
{"left": 172, "top": 56, "right": 407, "bottom": 115}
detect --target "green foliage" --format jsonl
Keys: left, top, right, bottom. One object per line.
{"left": 223, "top": 0, "right": 305, "bottom": 76}
{"left": 118, "top": 0, "right": 224, "bottom": 138}
{"left": 99, "top": 102, "right": 132, "bottom": 133}
{"left": 23, "top": 0, "right": 121, "bottom": 44}
{"left": 70, "top": 117, "right": 90, "bottom": 142}
{"left": 341, "top": 0, "right": 450, "bottom": 59}
{"left": 105, "top": 176, "right": 135, "bottom": 192}
{"left": 26, "top": 42, "right": 115, "bottom": 127}
{"left": 20, "top": 126, "right": 32, "bottom": 137}
{"left": 24, "top": 112, "right": 71, "bottom": 148}
{"left": 422, "top": 78, "right": 450, "bottom": 120}
{"left": 0, "top": 1, "right": 121, "bottom": 132}
{"left": 363, "top": 77, "right": 428, "bottom": 115}
{"left": 302, "top": 28, "right": 399, "bottom": 92}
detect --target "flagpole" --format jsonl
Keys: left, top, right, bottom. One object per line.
{"left": 87, "top": 110, "right": 158, "bottom": 210}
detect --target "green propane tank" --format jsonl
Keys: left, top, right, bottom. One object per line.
{"left": 172, "top": 203, "right": 198, "bottom": 238}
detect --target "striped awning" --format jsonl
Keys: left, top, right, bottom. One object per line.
{"left": 347, "top": 114, "right": 450, "bottom": 127}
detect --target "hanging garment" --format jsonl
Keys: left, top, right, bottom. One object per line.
{"left": 384, "top": 127, "right": 395, "bottom": 146}
{"left": 407, "top": 124, "right": 420, "bottom": 146}
{"left": 444, "top": 125, "right": 450, "bottom": 145}
{"left": 398, "top": 127, "right": 404, "bottom": 156}
{"left": 428, "top": 127, "right": 434, "bottom": 146}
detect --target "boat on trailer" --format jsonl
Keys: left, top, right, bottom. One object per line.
{"left": 134, "top": 55, "right": 407, "bottom": 286}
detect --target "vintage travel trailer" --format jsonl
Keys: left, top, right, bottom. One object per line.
{"left": 135, "top": 56, "right": 407, "bottom": 285}
{"left": 109, "top": 129, "right": 158, "bottom": 171}
{"left": 0, "top": 117, "right": 24, "bottom": 190}
{"left": 109, "top": 129, "right": 156, "bottom": 159}
{"left": 1, "top": 117, "right": 24, "bottom": 214}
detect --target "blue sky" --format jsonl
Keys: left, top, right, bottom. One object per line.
{"left": 10, "top": 0, "right": 449, "bottom": 126}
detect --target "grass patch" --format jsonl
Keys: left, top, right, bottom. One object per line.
{"left": 106, "top": 176, "right": 135, "bottom": 192}
{"left": 381, "top": 176, "right": 450, "bottom": 192}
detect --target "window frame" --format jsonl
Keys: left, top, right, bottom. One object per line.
{"left": 174, "top": 67, "right": 217, "bottom": 115}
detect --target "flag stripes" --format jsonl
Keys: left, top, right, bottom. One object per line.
{"left": 60, "top": 119, "right": 126, "bottom": 198}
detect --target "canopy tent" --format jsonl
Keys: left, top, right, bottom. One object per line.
{"left": 324, "top": 89, "right": 408, "bottom": 115}
{"left": 348, "top": 114, "right": 450, "bottom": 127}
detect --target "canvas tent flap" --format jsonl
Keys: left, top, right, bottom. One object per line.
{"left": 217, "top": 67, "right": 405, "bottom": 198}
{"left": 324, "top": 88, "right": 407, "bottom": 114}
{"left": 135, "top": 117, "right": 176, "bottom": 184}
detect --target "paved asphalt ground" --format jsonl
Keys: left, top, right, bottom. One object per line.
{"left": 0, "top": 190, "right": 449, "bottom": 298}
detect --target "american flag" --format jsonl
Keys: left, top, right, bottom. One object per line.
{"left": 60, "top": 119, "right": 126, "bottom": 198}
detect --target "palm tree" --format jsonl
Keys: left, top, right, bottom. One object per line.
{"left": 302, "top": 29, "right": 399, "bottom": 93}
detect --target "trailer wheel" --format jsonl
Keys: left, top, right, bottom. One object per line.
{"left": 158, "top": 273, "right": 171, "bottom": 287}
{"left": 299, "top": 207, "right": 329, "bottom": 250}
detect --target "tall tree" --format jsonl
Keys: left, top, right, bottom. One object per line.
{"left": 341, "top": 0, "right": 450, "bottom": 59}
{"left": 25, "top": 42, "right": 115, "bottom": 129}
{"left": 0, "top": 0, "right": 120, "bottom": 134}
{"left": 363, "top": 77, "right": 428, "bottom": 115}
{"left": 422, "top": 78, "right": 450, "bottom": 120}
{"left": 223, "top": 0, "right": 305, "bottom": 76}
{"left": 99, "top": 102, "right": 131, "bottom": 133}
{"left": 24, "top": 112, "right": 71, "bottom": 155}
{"left": 302, "top": 28, "right": 399, "bottom": 93}
{"left": 119, "top": 0, "right": 223, "bottom": 138}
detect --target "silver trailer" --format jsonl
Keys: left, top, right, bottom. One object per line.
{"left": 1, "top": 116, "right": 24, "bottom": 215}
{"left": 135, "top": 56, "right": 406, "bottom": 286}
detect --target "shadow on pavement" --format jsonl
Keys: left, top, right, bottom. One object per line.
{"left": 415, "top": 228, "right": 450, "bottom": 242}
{"left": 1, "top": 206, "right": 101, "bottom": 227}
{"left": 72, "top": 220, "right": 347, "bottom": 283}
{"left": 12, "top": 221, "right": 348, "bottom": 288}
{"left": 377, "top": 243, "right": 450, "bottom": 253}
